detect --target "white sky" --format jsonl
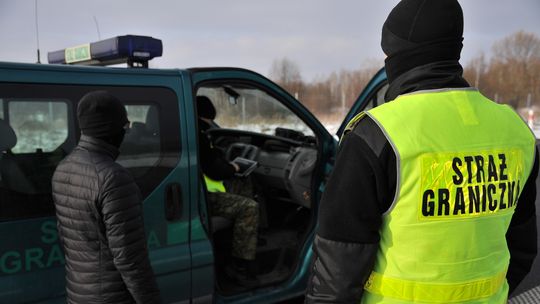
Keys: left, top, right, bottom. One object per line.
{"left": 1, "top": 0, "right": 539, "bottom": 81}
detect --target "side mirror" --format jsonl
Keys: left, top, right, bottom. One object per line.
{"left": 224, "top": 86, "right": 240, "bottom": 105}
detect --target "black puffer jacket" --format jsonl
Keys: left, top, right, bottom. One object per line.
{"left": 52, "top": 135, "right": 161, "bottom": 304}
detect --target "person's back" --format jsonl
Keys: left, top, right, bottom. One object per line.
{"left": 52, "top": 91, "right": 160, "bottom": 304}
{"left": 306, "top": 0, "right": 538, "bottom": 303}
{"left": 361, "top": 88, "right": 535, "bottom": 303}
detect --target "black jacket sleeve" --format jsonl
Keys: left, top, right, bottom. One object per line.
{"left": 306, "top": 235, "right": 379, "bottom": 303}
{"left": 306, "top": 117, "right": 394, "bottom": 303}
{"left": 100, "top": 167, "right": 161, "bottom": 304}
{"left": 506, "top": 147, "right": 539, "bottom": 294}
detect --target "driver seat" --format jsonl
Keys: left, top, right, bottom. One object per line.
{"left": 212, "top": 215, "right": 232, "bottom": 232}
{"left": 196, "top": 95, "right": 233, "bottom": 232}
{"left": 0, "top": 119, "right": 38, "bottom": 194}
{"left": 200, "top": 176, "right": 233, "bottom": 233}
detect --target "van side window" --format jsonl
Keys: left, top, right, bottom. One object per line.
{"left": 8, "top": 101, "right": 68, "bottom": 153}
{"left": 108, "top": 88, "right": 180, "bottom": 200}
{"left": 0, "top": 99, "right": 69, "bottom": 221}
{"left": 198, "top": 86, "right": 315, "bottom": 137}
{"left": 0, "top": 84, "right": 180, "bottom": 221}
{"left": 118, "top": 103, "right": 163, "bottom": 197}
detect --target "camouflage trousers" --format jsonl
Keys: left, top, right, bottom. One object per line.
{"left": 207, "top": 190, "right": 259, "bottom": 261}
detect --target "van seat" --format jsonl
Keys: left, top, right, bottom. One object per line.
{"left": 0, "top": 119, "right": 16, "bottom": 153}
{"left": 0, "top": 119, "right": 38, "bottom": 194}
{"left": 211, "top": 216, "right": 232, "bottom": 232}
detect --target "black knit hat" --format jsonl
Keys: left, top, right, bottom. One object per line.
{"left": 77, "top": 91, "right": 128, "bottom": 140}
{"left": 382, "top": 0, "right": 464, "bottom": 82}
{"left": 196, "top": 96, "right": 216, "bottom": 120}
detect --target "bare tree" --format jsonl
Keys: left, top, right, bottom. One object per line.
{"left": 269, "top": 57, "right": 302, "bottom": 84}
{"left": 269, "top": 57, "right": 305, "bottom": 100}
{"left": 263, "top": 32, "right": 540, "bottom": 126}
{"left": 493, "top": 31, "right": 540, "bottom": 63}
{"left": 462, "top": 31, "right": 540, "bottom": 109}
{"left": 488, "top": 31, "right": 540, "bottom": 108}
{"left": 464, "top": 52, "right": 486, "bottom": 88}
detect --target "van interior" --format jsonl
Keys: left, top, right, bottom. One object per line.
{"left": 196, "top": 84, "right": 321, "bottom": 294}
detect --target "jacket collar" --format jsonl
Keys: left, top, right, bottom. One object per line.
{"left": 385, "top": 60, "right": 470, "bottom": 102}
{"left": 78, "top": 135, "right": 120, "bottom": 160}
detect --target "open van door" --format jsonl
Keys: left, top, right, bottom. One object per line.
{"left": 336, "top": 68, "right": 388, "bottom": 139}
{"left": 188, "top": 66, "right": 390, "bottom": 303}
{"left": 189, "top": 67, "right": 336, "bottom": 303}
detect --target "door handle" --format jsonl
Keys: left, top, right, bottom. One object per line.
{"left": 165, "top": 183, "right": 182, "bottom": 221}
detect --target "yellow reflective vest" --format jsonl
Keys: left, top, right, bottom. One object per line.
{"left": 352, "top": 88, "right": 536, "bottom": 303}
{"left": 204, "top": 175, "right": 226, "bottom": 193}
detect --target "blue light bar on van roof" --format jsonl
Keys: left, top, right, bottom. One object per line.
{"left": 47, "top": 35, "right": 162, "bottom": 67}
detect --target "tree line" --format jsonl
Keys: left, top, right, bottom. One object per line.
{"left": 269, "top": 31, "right": 540, "bottom": 121}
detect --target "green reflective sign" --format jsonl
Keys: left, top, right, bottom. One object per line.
{"left": 65, "top": 44, "right": 91, "bottom": 63}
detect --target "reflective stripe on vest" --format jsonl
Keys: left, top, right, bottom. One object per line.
{"left": 357, "top": 88, "right": 536, "bottom": 303}
{"left": 365, "top": 270, "right": 507, "bottom": 303}
{"left": 204, "top": 175, "right": 226, "bottom": 193}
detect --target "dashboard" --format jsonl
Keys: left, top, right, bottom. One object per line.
{"left": 207, "top": 128, "right": 317, "bottom": 208}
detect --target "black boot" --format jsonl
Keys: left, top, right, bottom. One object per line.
{"left": 226, "top": 257, "right": 259, "bottom": 287}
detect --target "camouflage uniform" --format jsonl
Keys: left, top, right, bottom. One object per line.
{"left": 207, "top": 191, "right": 259, "bottom": 260}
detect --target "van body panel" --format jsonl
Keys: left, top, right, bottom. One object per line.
{"left": 0, "top": 62, "right": 193, "bottom": 303}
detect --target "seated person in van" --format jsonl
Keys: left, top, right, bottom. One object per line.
{"left": 197, "top": 95, "right": 260, "bottom": 282}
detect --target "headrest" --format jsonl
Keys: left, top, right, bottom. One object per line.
{"left": 197, "top": 96, "right": 216, "bottom": 120}
{"left": 145, "top": 106, "right": 159, "bottom": 135}
{"left": 0, "top": 119, "right": 17, "bottom": 152}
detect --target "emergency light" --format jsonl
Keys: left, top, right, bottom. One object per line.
{"left": 47, "top": 35, "right": 162, "bottom": 68}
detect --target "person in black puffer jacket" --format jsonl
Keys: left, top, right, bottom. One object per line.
{"left": 52, "top": 91, "right": 161, "bottom": 304}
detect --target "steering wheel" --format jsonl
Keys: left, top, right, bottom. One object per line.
{"left": 225, "top": 143, "right": 260, "bottom": 161}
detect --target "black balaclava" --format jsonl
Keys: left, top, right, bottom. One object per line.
{"left": 382, "top": 0, "right": 464, "bottom": 84}
{"left": 196, "top": 95, "right": 217, "bottom": 133}
{"left": 77, "top": 91, "right": 128, "bottom": 148}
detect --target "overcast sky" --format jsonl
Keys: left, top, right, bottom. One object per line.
{"left": 1, "top": 0, "right": 539, "bottom": 81}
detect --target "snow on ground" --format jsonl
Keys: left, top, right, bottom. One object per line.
{"left": 533, "top": 126, "right": 540, "bottom": 139}
{"left": 233, "top": 120, "right": 342, "bottom": 138}
{"left": 323, "top": 122, "right": 340, "bottom": 136}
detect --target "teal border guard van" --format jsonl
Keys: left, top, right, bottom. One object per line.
{"left": 0, "top": 35, "right": 388, "bottom": 303}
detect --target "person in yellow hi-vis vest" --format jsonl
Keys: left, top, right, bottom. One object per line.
{"left": 306, "top": 0, "right": 538, "bottom": 303}
{"left": 197, "top": 96, "right": 260, "bottom": 286}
